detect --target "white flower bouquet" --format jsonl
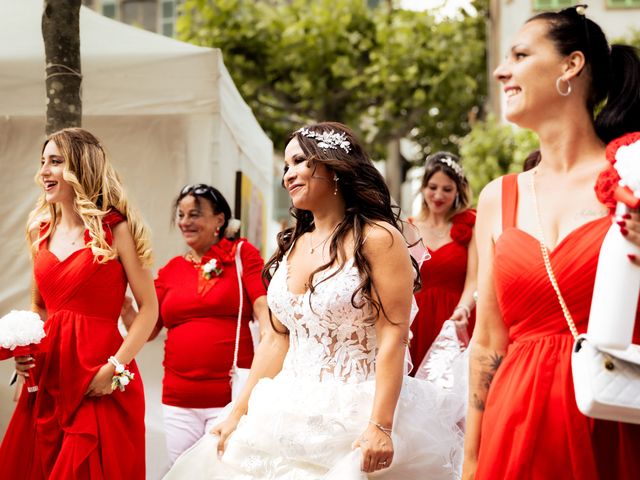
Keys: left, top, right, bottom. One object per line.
{"left": 0, "top": 310, "right": 46, "bottom": 393}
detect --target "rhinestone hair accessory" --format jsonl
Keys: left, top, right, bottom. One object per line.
{"left": 296, "top": 128, "right": 351, "bottom": 153}
{"left": 436, "top": 156, "right": 464, "bottom": 178}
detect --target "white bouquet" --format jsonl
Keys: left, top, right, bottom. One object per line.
{"left": 0, "top": 310, "right": 45, "bottom": 393}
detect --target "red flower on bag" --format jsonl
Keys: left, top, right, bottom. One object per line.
{"left": 596, "top": 132, "right": 640, "bottom": 212}
{"left": 450, "top": 209, "right": 476, "bottom": 246}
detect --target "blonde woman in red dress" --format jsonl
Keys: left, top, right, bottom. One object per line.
{"left": 409, "top": 152, "right": 477, "bottom": 374}
{"left": 463, "top": 6, "right": 640, "bottom": 479}
{"left": 0, "top": 128, "right": 158, "bottom": 479}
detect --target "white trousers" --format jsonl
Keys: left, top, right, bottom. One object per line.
{"left": 162, "top": 403, "right": 225, "bottom": 466}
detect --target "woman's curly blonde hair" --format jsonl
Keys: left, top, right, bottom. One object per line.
{"left": 27, "top": 128, "right": 153, "bottom": 266}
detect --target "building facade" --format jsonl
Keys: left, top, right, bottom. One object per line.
{"left": 82, "top": 0, "right": 180, "bottom": 37}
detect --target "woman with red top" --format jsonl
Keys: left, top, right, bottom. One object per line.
{"left": 409, "top": 152, "right": 477, "bottom": 374}
{"left": 463, "top": 6, "right": 640, "bottom": 479}
{"left": 0, "top": 128, "right": 158, "bottom": 479}
{"left": 123, "top": 183, "right": 268, "bottom": 465}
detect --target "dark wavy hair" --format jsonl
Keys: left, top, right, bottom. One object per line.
{"left": 528, "top": 5, "right": 640, "bottom": 143}
{"left": 419, "top": 151, "right": 471, "bottom": 219}
{"left": 264, "top": 122, "right": 421, "bottom": 331}
{"left": 173, "top": 184, "right": 232, "bottom": 240}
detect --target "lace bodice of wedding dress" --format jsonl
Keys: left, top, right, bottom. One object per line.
{"left": 268, "top": 256, "right": 377, "bottom": 384}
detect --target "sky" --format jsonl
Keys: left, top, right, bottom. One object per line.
{"left": 401, "top": 0, "right": 473, "bottom": 17}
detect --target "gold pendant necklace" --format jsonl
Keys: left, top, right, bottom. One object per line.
{"left": 308, "top": 225, "right": 339, "bottom": 254}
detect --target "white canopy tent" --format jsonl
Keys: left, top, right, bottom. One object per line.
{"left": 0, "top": 1, "right": 273, "bottom": 306}
{"left": 0, "top": 1, "right": 273, "bottom": 476}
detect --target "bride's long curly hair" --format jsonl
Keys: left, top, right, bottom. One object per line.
{"left": 264, "top": 122, "right": 421, "bottom": 328}
{"left": 27, "top": 128, "right": 153, "bottom": 266}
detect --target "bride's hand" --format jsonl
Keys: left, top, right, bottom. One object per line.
{"left": 210, "top": 412, "right": 242, "bottom": 457}
{"left": 352, "top": 423, "right": 394, "bottom": 473}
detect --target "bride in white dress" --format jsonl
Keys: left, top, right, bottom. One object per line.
{"left": 164, "top": 122, "right": 464, "bottom": 479}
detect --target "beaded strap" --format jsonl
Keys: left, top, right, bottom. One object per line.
{"left": 530, "top": 171, "right": 580, "bottom": 340}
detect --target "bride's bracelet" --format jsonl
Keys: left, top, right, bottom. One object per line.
{"left": 108, "top": 355, "right": 135, "bottom": 392}
{"left": 368, "top": 420, "right": 392, "bottom": 438}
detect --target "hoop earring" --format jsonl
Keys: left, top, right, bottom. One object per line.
{"left": 556, "top": 77, "right": 572, "bottom": 97}
{"left": 333, "top": 174, "right": 339, "bottom": 196}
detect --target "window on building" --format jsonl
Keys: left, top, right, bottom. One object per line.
{"left": 532, "top": 0, "right": 573, "bottom": 10}
{"left": 161, "top": 0, "right": 176, "bottom": 37}
{"left": 606, "top": 0, "right": 640, "bottom": 8}
{"left": 121, "top": 0, "right": 158, "bottom": 32}
{"left": 102, "top": 0, "right": 117, "bottom": 19}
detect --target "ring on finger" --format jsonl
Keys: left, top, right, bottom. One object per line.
{"left": 378, "top": 459, "right": 388, "bottom": 466}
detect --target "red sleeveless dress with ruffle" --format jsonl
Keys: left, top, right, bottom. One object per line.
{"left": 0, "top": 211, "right": 145, "bottom": 480}
{"left": 475, "top": 174, "right": 640, "bottom": 480}
{"left": 409, "top": 209, "right": 476, "bottom": 374}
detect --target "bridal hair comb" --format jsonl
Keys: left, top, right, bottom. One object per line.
{"left": 436, "top": 156, "right": 464, "bottom": 178}
{"left": 296, "top": 128, "right": 352, "bottom": 153}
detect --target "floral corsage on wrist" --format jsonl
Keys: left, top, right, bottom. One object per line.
{"left": 108, "top": 356, "right": 134, "bottom": 392}
{"left": 202, "top": 258, "right": 223, "bottom": 280}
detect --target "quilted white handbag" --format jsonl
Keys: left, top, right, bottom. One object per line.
{"left": 571, "top": 335, "right": 640, "bottom": 423}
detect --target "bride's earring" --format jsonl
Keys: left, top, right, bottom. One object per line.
{"left": 333, "top": 174, "right": 339, "bottom": 196}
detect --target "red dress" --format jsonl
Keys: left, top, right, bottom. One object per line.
{"left": 476, "top": 174, "right": 640, "bottom": 479}
{"left": 409, "top": 210, "right": 476, "bottom": 374}
{"left": 156, "top": 238, "right": 266, "bottom": 408}
{"left": 0, "top": 211, "right": 145, "bottom": 480}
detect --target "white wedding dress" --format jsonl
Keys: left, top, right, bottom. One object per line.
{"left": 163, "top": 256, "right": 464, "bottom": 479}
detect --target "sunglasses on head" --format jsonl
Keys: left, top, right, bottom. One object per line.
{"left": 180, "top": 184, "right": 218, "bottom": 202}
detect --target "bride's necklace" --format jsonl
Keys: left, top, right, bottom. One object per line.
{"left": 308, "top": 225, "right": 339, "bottom": 254}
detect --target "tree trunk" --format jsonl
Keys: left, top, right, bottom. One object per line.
{"left": 386, "top": 137, "right": 402, "bottom": 205}
{"left": 42, "top": 0, "right": 82, "bottom": 135}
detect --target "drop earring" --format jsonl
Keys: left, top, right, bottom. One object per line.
{"left": 333, "top": 174, "right": 339, "bottom": 196}
{"left": 214, "top": 226, "right": 220, "bottom": 238}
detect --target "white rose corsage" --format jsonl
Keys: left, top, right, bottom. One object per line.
{"left": 202, "top": 258, "right": 223, "bottom": 280}
{"left": 108, "top": 355, "right": 135, "bottom": 392}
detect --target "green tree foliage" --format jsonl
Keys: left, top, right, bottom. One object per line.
{"left": 364, "top": 6, "right": 486, "bottom": 155}
{"left": 177, "top": 0, "right": 487, "bottom": 154}
{"left": 459, "top": 115, "right": 538, "bottom": 198}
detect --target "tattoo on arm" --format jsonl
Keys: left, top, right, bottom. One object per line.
{"left": 472, "top": 352, "right": 504, "bottom": 411}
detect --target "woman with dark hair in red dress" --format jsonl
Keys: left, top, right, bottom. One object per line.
{"left": 121, "top": 183, "right": 268, "bottom": 467}
{"left": 464, "top": 6, "right": 640, "bottom": 479}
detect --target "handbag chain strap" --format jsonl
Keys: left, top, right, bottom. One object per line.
{"left": 530, "top": 171, "right": 580, "bottom": 340}
{"left": 232, "top": 241, "right": 245, "bottom": 370}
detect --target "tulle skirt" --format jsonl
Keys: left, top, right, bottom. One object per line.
{"left": 163, "top": 372, "right": 464, "bottom": 479}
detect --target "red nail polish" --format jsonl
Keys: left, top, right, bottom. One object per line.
{"left": 628, "top": 254, "right": 636, "bottom": 262}
{"left": 623, "top": 214, "right": 632, "bottom": 220}
{"left": 621, "top": 227, "right": 629, "bottom": 236}
{"left": 617, "top": 220, "right": 627, "bottom": 227}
